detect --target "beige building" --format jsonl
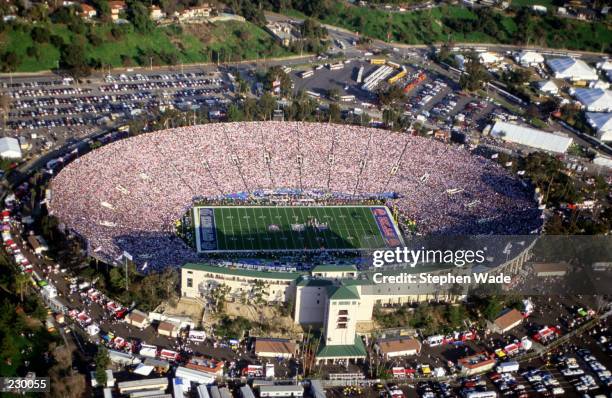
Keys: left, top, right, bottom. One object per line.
{"left": 376, "top": 337, "right": 421, "bottom": 358}
{"left": 125, "top": 309, "right": 149, "bottom": 329}
{"left": 254, "top": 338, "right": 298, "bottom": 359}
{"left": 181, "top": 263, "right": 298, "bottom": 303}
{"left": 157, "top": 320, "right": 179, "bottom": 337}
{"left": 178, "top": 4, "right": 212, "bottom": 21}
{"left": 488, "top": 308, "right": 524, "bottom": 334}
{"left": 108, "top": 0, "right": 126, "bottom": 21}
{"left": 150, "top": 5, "right": 164, "bottom": 21}
{"left": 79, "top": 3, "right": 97, "bottom": 19}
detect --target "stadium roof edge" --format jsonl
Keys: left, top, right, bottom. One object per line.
{"left": 182, "top": 263, "right": 302, "bottom": 280}
{"left": 312, "top": 264, "right": 358, "bottom": 272}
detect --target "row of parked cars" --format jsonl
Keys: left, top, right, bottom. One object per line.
{"left": 99, "top": 77, "right": 223, "bottom": 93}
{"left": 521, "top": 368, "right": 564, "bottom": 396}
{"left": 554, "top": 347, "right": 611, "bottom": 393}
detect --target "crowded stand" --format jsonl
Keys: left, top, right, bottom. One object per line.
{"left": 48, "top": 122, "right": 542, "bottom": 270}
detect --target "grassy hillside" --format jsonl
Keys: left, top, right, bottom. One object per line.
{"left": 310, "top": 3, "right": 611, "bottom": 52}
{"left": 0, "top": 20, "right": 293, "bottom": 73}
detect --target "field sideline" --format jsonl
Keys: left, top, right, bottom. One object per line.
{"left": 193, "top": 205, "right": 404, "bottom": 252}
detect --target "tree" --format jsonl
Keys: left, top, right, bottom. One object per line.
{"left": 251, "top": 279, "right": 269, "bottom": 305}
{"left": 459, "top": 52, "right": 489, "bottom": 92}
{"left": 126, "top": 0, "right": 153, "bottom": 32}
{"left": 109, "top": 267, "right": 125, "bottom": 291}
{"left": 95, "top": 346, "right": 110, "bottom": 386}
{"left": 31, "top": 26, "right": 50, "bottom": 43}
{"left": 1, "top": 51, "right": 19, "bottom": 72}
{"left": 14, "top": 273, "right": 30, "bottom": 302}
{"left": 328, "top": 103, "right": 341, "bottom": 123}
{"left": 257, "top": 92, "right": 277, "bottom": 120}
{"left": 227, "top": 104, "right": 245, "bottom": 121}
{"left": 60, "top": 44, "right": 91, "bottom": 78}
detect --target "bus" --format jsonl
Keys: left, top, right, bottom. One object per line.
{"left": 340, "top": 95, "right": 356, "bottom": 102}
{"left": 388, "top": 70, "right": 407, "bottom": 84}
{"left": 300, "top": 70, "right": 314, "bottom": 78}
{"left": 370, "top": 58, "right": 386, "bottom": 65}
{"left": 328, "top": 63, "right": 344, "bottom": 70}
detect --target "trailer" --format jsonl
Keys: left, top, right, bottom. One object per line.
{"left": 197, "top": 385, "right": 211, "bottom": 398}
{"left": 259, "top": 385, "right": 304, "bottom": 397}
{"left": 240, "top": 385, "right": 256, "bottom": 398}
{"left": 356, "top": 66, "right": 364, "bottom": 83}
{"left": 496, "top": 361, "right": 519, "bottom": 373}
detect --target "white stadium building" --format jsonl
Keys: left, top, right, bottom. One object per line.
{"left": 490, "top": 121, "right": 573, "bottom": 154}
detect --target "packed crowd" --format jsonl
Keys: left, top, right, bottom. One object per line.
{"left": 48, "top": 122, "right": 542, "bottom": 270}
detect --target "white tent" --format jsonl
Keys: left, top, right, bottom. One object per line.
{"left": 479, "top": 52, "right": 500, "bottom": 65}
{"left": 537, "top": 80, "right": 559, "bottom": 95}
{"left": 490, "top": 121, "right": 573, "bottom": 154}
{"left": 589, "top": 80, "right": 610, "bottom": 89}
{"left": 0, "top": 137, "right": 22, "bottom": 159}
{"left": 596, "top": 60, "right": 612, "bottom": 71}
{"left": 86, "top": 324, "right": 100, "bottom": 336}
{"left": 586, "top": 112, "right": 612, "bottom": 141}
{"left": 547, "top": 58, "right": 598, "bottom": 81}
{"left": 571, "top": 88, "right": 612, "bottom": 112}
{"left": 593, "top": 156, "right": 612, "bottom": 168}
{"left": 515, "top": 51, "right": 544, "bottom": 67}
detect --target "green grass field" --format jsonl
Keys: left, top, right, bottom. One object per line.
{"left": 194, "top": 206, "right": 403, "bottom": 252}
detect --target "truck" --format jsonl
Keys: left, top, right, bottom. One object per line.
{"left": 496, "top": 361, "right": 519, "bottom": 373}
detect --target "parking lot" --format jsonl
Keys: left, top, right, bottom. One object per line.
{"left": 1, "top": 69, "right": 234, "bottom": 158}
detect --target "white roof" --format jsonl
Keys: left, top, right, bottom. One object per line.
{"left": 547, "top": 58, "right": 598, "bottom": 81}
{"left": 596, "top": 60, "right": 612, "bottom": 71}
{"left": 537, "top": 80, "right": 558, "bottom": 93}
{"left": 586, "top": 112, "right": 612, "bottom": 141}
{"left": 593, "top": 156, "right": 612, "bottom": 168}
{"left": 0, "top": 137, "right": 22, "bottom": 159}
{"left": 133, "top": 364, "right": 154, "bottom": 376}
{"left": 175, "top": 366, "right": 215, "bottom": 385}
{"left": 479, "top": 52, "right": 500, "bottom": 64}
{"left": 572, "top": 88, "right": 612, "bottom": 112}
{"left": 589, "top": 80, "right": 610, "bottom": 89}
{"left": 516, "top": 51, "right": 544, "bottom": 64}
{"left": 490, "top": 121, "right": 573, "bottom": 154}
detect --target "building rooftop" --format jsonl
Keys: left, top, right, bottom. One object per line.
{"left": 254, "top": 337, "right": 297, "bottom": 355}
{"left": 490, "top": 121, "right": 573, "bottom": 154}
{"left": 183, "top": 263, "right": 302, "bottom": 281}
{"left": 312, "top": 264, "right": 357, "bottom": 273}
{"left": 494, "top": 308, "right": 524, "bottom": 331}
{"left": 326, "top": 285, "right": 360, "bottom": 300}
{"left": 316, "top": 336, "right": 367, "bottom": 358}
{"left": 377, "top": 337, "right": 421, "bottom": 355}
{"left": 296, "top": 276, "right": 334, "bottom": 287}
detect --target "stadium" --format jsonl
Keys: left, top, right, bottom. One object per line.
{"left": 48, "top": 121, "right": 542, "bottom": 271}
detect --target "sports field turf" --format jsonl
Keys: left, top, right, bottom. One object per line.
{"left": 194, "top": 206, "right": 403, "bottom": 252}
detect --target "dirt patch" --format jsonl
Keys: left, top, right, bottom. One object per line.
{"left": 183, "top": 23, "right": 214, "bottom": 44}
{"left": 224, "top": 302, "right": 303, "bottom": 338}
{"left": 159, "top": 297, "right": 204, "bottom": 324}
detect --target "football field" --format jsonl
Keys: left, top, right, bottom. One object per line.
{"left": 194, "top": 206, "right": 403, "bottom": 252}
